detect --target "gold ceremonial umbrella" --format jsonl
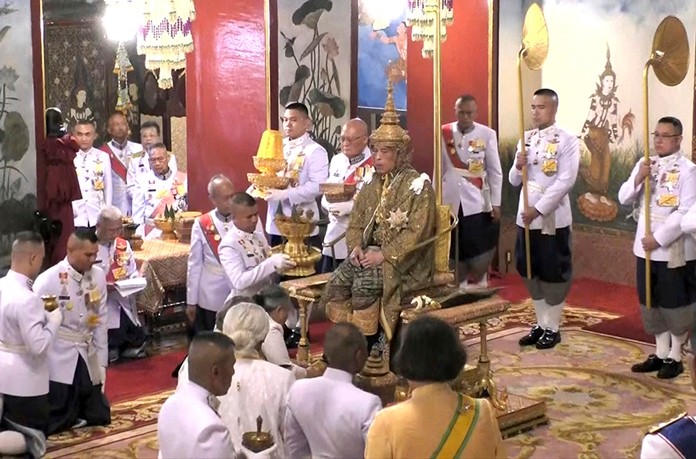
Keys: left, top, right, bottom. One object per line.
{"left": 517, "top": 3, "right": 548, "bottom": 279}
{"left": 641, "top": 16, "right": 689, "bottom": 308}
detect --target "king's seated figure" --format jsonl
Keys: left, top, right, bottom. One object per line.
{"left": 323, "top": 89, "right": 437, "bottom": 349}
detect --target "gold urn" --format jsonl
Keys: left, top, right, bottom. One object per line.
{"left": 353, "top": 347, "right": 399, "bottom": 407}
{"left": 42, "top": 295, "right": 59, "bottom": 312}
{"left": 122, "top": 220, "right": 144, "bottom": 251}
{"left": 153, "top": 217, "right": 177, "bottom": 240}
{"left": 248, "top": 129, "right": 290, "bottom": 197}
{"left": 242, "top": 416, "right": 274, "bottom": 453}
{"left": 174, "top": 211, "right": 202, "bottom": 244}
{"left": 273, "top": 206, "right": 322, "bottom": 277}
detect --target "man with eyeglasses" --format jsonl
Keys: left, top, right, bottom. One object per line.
{"left": 320, "top": 118, "right": 374, "bottom": 272}
{"left": 441, "top": 95, "right": 502, "bottom": 290}
{"left": 132, "top": 143, "right": 188, "bottom": 239}
{"left": 619, "top": 116, "right": 696, "bottom": 379}
{"left": 186, "top": 175, "right": 236, "bottom": 334}
{"left": 126, "top": 121, "right": 178, "bottom": 206}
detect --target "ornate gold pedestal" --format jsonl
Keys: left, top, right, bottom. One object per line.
{"left": 354, "top": 348, "right": 398, "bottom": 407}
{"left": 274, "top": 212, "right": 322, "bottom": 277}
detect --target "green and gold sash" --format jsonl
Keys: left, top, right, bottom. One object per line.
{"left": 431, "top": 395, "right": 480, "bottom": 459}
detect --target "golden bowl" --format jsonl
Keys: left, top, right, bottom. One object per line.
{"left": 321, "top": 182, "right": 357, "bottom": 203}
{"left": 130, "top": 236, "right": 144, "bottom": 251}
{"left": 274, "top": 218, "right": 316, "bottom": 238}
{"left": 42, "top": 295, "right": 59, "bottom": 312}
{"left": 254, "top": 174, "right": 290, "bottom": 190}
{"left": 242, "top": 416, "right": 274, "bottom": 453}
{"left": 253, "top": 156, "right": 287, "bottom": 174}
{"left": 153, "top": 218, "right": 175, "bottom": 233}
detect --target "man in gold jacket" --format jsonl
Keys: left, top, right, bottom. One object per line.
{"left": 324, "top": 89, "right": 436, "bottom": 349}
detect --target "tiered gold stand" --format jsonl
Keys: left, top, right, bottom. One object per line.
{"left": 273, "top": 214, "right": 322, "bottom": 277}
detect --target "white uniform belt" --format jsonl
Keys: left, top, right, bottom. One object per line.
{"left": 527, "top": 181, "right": 547, "bottom": 194}
{"left": 0, "top": 340, "right": 28, "bottom": 354}
{"left": 640, "top": 212, "right": 685, "bottom": 268}
{"left": 203, "top": 261, "right": 224, "bottom": 276}
{"left": 57, "top": 328, "right": 92, "bottom": 346}
{"left": 454, "top": 168, "right": 485, "bottom": 179}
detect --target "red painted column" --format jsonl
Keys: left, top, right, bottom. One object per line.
{"left": 186, "top": 0, "right": 267, "bottom": 211}
{"left": 407, "top": 0, "right": 491, "bottom": 177}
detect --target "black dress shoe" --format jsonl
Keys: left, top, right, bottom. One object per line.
{"left": 518, "top": 325, "right": 544, "bottom": 346}
{"left": 631, "top": 354, "right": 664, "bottom": 373}
{"left": 535, "top": 329, "right": 561, "bottom": 349}
{"left": 285, "top": 328, "right": 302, "bottom": 349}
{"left": 657, "top": 358, "right": 684, "bottom": 379}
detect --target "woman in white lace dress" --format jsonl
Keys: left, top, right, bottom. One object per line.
{"left": 218, "top": 302, "right": 295, "bottom": 458}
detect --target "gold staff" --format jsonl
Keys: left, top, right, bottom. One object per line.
{"left": 641, "top": 16, "right": 689, "bottom": 308}
{"left": 517, "top": 3, "right": 548, "bottom": 280}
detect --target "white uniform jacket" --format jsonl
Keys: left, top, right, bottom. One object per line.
{"left": 640, "top": 415, "right": 696, "bottom": 459}
{"left": 97, "top": 239, "right": 143, "bottom": 329}
{"left": 126, "top": 149, "right": 177, "bottom": 204}
{"left": 508, "top": 124, "right": 580, "bottom": 230}
{"left": 158, "top": 380, "right": 236, "bottom": 459}
{"left": 132, "top": 169, "right": 188, "bottom": 239}
{"left": 320, "top": 147, "right": 373, "bottom": 259}
{"left": 218, "top": 223, "right": 276, "bottom": 300}
{"left": 187, "top": 210, "right": 233, "bottom": 313}
{"left": 101, "top": 139, "right": 143, "bottom": 216}
{"left": 285, "top": 367, "right": 382, "bottom": 459}
{"left": 441, "top": 121, "right": 503, "bottom": 217}
{"left": 262, "top": 316, "right": 306, "bottom": 379}
{"left": 73, "top": 147, "right": 113, "bottom": 227}
{"left": 619, "top": 151, "right": 696, "bottom": 262}
{"left": 265, "top": 133, "right": 329, "bottom": 237}
{"left": 34, "top": 259, "right": 108, "bottom": 385}
{"left": 0, "top": 271, "right": 60, "bottom": 397}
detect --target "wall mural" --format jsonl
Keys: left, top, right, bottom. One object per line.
{"left": 498, "top": 0, "right": 696, "bottom": 232}
{"left": 0, "top": 0, "right": 38, "bottom": 267}
{"left": 277, "top": 0, "right": 352, "bottom": 157}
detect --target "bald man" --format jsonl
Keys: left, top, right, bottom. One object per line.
{"left": 186, "top": 175, "right": 236, "bottom": 333}
{"left": 34, "top": 229, "right": 110, "bottom": 434}
{"left": 320, "top": 118, "right": 375, "bottom": 272}
{"left": 158, "top": 332, "right": 237, "bottom": 459}
{"left": 285, "top": 323, "right": 382, "bottom": 458}
{"left": 0, "top": 232, "right": 62, "bottom": 456}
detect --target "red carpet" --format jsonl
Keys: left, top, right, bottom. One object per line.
{"left": 493, "top": 273, "right": 651, "bottom": 343}
{"left": 106, "top": 349, "right": 186, "bottom": 403}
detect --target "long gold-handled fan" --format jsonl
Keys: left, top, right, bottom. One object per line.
{"left": 642, "top": 16, "right": 689, "bottom": 308}
{"left": 517, "top": 3, "right": 548, "bottom": 279}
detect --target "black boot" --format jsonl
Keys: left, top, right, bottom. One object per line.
{"left": 518, "top": 325, "right": 544, "bottom": 346}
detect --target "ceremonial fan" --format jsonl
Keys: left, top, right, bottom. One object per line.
{"left": 517, "top": 3, "right": 549, "bottom": 280}
{"left": 641, "top": 16, "right": 689, "bottom": 308}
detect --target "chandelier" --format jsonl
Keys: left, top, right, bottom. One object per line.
{"left": 406, "top": 0, "right": 454, "bottom": 58}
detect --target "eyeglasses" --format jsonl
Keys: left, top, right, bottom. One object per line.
{"left": 651, "top": 132, "right": 681, "bottom": 139}
{"left": 340, "top": 135, "right": 366, "bottom": 144}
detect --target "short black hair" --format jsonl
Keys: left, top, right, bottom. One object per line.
{"left": 140, "top": 120, "right": 161, "bottom": 135}
{"left": 13, "top": 231, "right": 45, "bottom": 246}
{"left": 150, "top": 142, "right": 167, "bottom": 152}
{"left": 108, "top": 112, "right": 127, "bottom": 122}
{"left": 191, "top": 330, "right": 235, "bottom": 351}
{"left": 254, "top": 285, "right": 291, "bottom": 314}
{"left": 456, "top": 94, "right": 476, "bottom": 105}
{"left": 285, "top": 102, "right": 309, "bottom": 118}
{"left": 74, "top": 120, "right": 95, "bottom": 129}
{"left": 324, "top": 322, "right": 368, "bottom": 368}
{"left": 394, "top": 316, "right": 466, "bottom": 382}
{"left": 533, "top": 88, "right": 559, "bottom": 106}
{"left": 658, "top": 116, "right": 683, "bottom": 136}
{"left": 73, "top": 227, "right": 98, "bottom": 243}
{"left": 231, "top": 192, "right": 256, "bottom": 207}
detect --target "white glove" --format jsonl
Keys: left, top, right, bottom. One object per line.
{"left": 328, "top": 202, "right": 352, "bottom": 217}
{"left": 263, "top": 189, "right": 289, "bottom": 202}
{"left": 268, "top": 253, "right": 296, "bottom": 272}
{"left": 100, "top": 366, "right": 107, "bottom": 393}
{"left": 47, "top": 308, "right": 63, "bottom": 326}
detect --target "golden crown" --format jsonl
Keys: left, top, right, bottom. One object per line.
{"left": 369, "top": 79, "right": 411, "bottom": 149}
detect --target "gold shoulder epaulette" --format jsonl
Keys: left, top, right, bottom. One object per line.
{"left": 648, "top": 412, "right": 688, "bottom": 434}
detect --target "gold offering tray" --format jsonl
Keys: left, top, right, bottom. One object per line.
{"left": 247, "top": 173, "right": 290, "bottom": 190}
{"left": 320, "top": 182, "right": 357, "bottom": 203}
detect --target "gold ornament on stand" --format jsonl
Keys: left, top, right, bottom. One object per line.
{"left": 354, "top": 346, "right": 399, "bottom": 407}
{"left": 640, "top": 16, "right": 689, "bottom": 308}
{"left": 242, "top": 416, "right": 274, "bottom": 453}
{"left": 273, "top": 206, "right": 322, "bottom": 277}
{"left": 247, "top": 129, "right": 290, "bottom": 198}
{"left": 153, "top": 205, "right": 177, "bottom": 240}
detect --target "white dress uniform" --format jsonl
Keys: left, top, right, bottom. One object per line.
{"left": 186, "top": 210, "right": 233, "bottom": 314}
{"left": 0, "top": 271, "right": 61, "bottom": 397}
{"left": 441, "top": 121, "right": 503, "bottom": 217}
{"left": 218, "top": 359, "right": 295, "bottom": 458}
{"left": 641, "top": 414, "right": 696, "bottom": 459}
{"left": 73, "top": 148, "right": 113, "bottom": 227}
{"left": 158, "top": 380, "right": 236, "bottom": 459}
{"left": 261, "top": 316, "right": 306, "bottom": 379}
{"left": 132, "top": 169, "right": 188, "bottom": 239}
{"left": 508, "top": 124, "right": 580, "bottom": 232}
{"left": 101, "top": 139, "right": 143, "bottom": 216}
{"left": 619, "top": 151, "right": 696, "bottom": 263}
{"left": 320, "top": 147, "right": 373, "bottom": 260}
{"left": 218, "top": 223, "right": 276, "bottom": 300}
{"left": 126, "top": 149, "right": 177, "bottom": 204}
{"left": 97, "top": 239, "right": 142, "bottom": 330}
{"left": 33, "top": 260, "right": 108, "bottom": 385}
{"left": 284, "top": 367, "right": 382, "bottom": 459}
{"left": 265, "top": 133, "right": 329, "bottom": 237}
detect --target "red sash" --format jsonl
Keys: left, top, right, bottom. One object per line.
{"left": 99, "top": 143, "right": 128, "bottom": 183}
{"left": 105, "top": 237, "right": 129, "bottom": 283}
{"left": 199, "top": 212, "right": 222, "bottom": 263}
{"left": 144, "top": 171, "right": 187, "bottom": 236}
{"left": 345, "top": 156, "right": 374, "bottom": 184}
{"left": 441, "top": 124, "right": 483, "bottom": 190}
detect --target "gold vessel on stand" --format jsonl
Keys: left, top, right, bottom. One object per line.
{"left": 354, "top": 347, "right": 398, "bottom": 407}
{"left": 247, "top": 129, "right": 290, "bottom": 197}
{"left": 174, "top": 211, "right": 202, "bottom": 244}
{"left": 121, "top": 218, "right": 144, "bottom": 251}
{"left": 273, "top": 206, "right": 322, "bottom": 277}
{"left": 242, "top": 416, "right": 275, "bottom": 454}
{"left": 42, "top": 295, "right": 59, "bottom": 312}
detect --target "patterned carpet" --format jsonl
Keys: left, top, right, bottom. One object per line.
{"left": 46, "top": 301, "right": 696, "bottom": 459}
